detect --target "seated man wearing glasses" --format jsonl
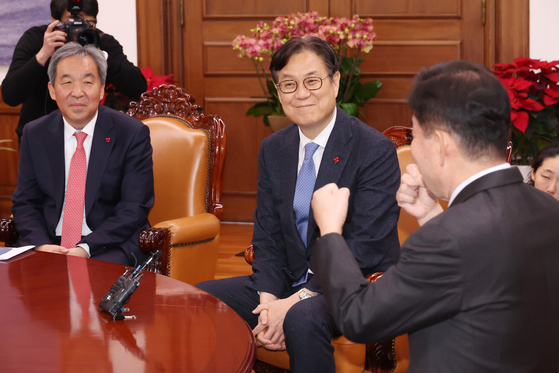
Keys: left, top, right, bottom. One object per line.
{"left": 196, "top": 36, "right": 401, "bottom": 372}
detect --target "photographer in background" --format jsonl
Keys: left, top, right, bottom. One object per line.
{"left": 1, "top": 0, "right": 147, "bottom": 145}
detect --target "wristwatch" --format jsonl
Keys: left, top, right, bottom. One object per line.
{"left": 297, "top": 289, "right": 313, "bottom": 300}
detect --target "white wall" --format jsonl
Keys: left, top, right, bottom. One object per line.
{"left": 530, "top": 0, "right": 559, "bottom": 61}
{"left": 0, "top": 0, "right": 138, "bottom": 83}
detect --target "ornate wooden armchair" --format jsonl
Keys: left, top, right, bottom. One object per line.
{"left": 0, "top": 85, "right": 225, "bottom": 286}
{"left": 127, "top": 84, "right": 226, "bottom": 285}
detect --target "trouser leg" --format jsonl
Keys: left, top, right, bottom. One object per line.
{"left": 283, "top": 294, "right": 341, "bottom": 373}
{"left": 196, "top": 275, "right": 260, "bottom": 328}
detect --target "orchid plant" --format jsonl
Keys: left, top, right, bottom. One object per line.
{"left": 494, "top": 57, "right": 559, "bottom": 163}
{"left": 233, "top": 11, "right": 382, "bottom": 126}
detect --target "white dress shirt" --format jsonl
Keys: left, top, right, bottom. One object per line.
{"left": 54, "top": 113, "right": 98, "bottom": 256}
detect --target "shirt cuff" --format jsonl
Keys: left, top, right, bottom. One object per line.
{"left": 77, "top": 243, "right": 91, "bottom": 258}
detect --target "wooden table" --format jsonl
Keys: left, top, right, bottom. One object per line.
{"left": 0, "top": 251, "right": 256, "bottom": 373}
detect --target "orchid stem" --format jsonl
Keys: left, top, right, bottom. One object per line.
{"left": 343, "top": 48, "right": 360, "bottom": 103}
{"left": 252, "top": 58, "right": 273, "bottom": 108}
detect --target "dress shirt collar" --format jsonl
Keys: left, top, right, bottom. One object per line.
{"left": 297, "top": 106, "right": 337, "bottom": 151}
{"left": 448, "top": 163, "right": 511, "bottom": 206}
{"left": 63, "top": 112, "right": 98, "bottom": 141}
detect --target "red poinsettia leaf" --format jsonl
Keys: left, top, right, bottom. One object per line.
{"left": 514, "top": 56, "right": 541, "bottom": 68}
{"left": 543, "top": 94, "right": 559, "bottom": 106}
{"left": 546, "top": 83, "right": 559, "bottom": 93}
{"left": 100, "top": 93, "right": 107, "bottom": 105}
{"left": 544, "top": 87, "right": 559, "bottom": 98}
{"left": 516, "top": 91, "right": 528, "bottom": 98}
{"left": 519, "top": 98, "right": 545, "bottom": 111}
{"left": 545, "top": 72, "right": 559, "bottom": 83}
{"left": 541, "top": 60, "right": 559, "bottom": 69}
{"left": 512, "top": 78, "right": 532, "bottom": 91}
{"left": 511, "top": 110, "right": 529, "bottom": 133}
{"left": 141, "top": 66, "right": 154, "bottom": 80}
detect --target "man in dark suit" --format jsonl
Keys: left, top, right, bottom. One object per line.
{"left": 197, "top": 37, "right": 401, "bottom": 372}
{"left": 311, "top": 60, "right": 559, "bottom": 372}
{"left": 12, "top": 42, "right": 154, "bottom": 267}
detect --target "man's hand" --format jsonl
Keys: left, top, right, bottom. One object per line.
{"left": 396, "top": 164, "right": 443, "bottom": 226}
{"left": 67, "top": 247, "right": 89, "bottom": 258}
{"left": 252, "top": 292, "right": 300, "bottom": 351}
{"left": 36, "top": 20, "right": 66, "bottom": 66}
{"left": 34, "top": 245, "right": 88, "bottom": 258}
{"left": 35, "top": 244, "right": 69, "bottom": 254}
{"left": 311, "top": 183, "right": 350, "bottom": 236}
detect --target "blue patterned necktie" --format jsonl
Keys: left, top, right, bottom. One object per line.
{"left": 293, "top": 142, "right": 320, "bottom": 247}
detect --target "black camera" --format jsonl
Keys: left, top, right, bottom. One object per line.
{"left": 54, "top": 0, "right": 99, "bottom": 46}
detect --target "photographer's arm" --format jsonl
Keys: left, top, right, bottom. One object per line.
{"left": 97, "top": 31, "right": 147, "bottom": 100}
{"left": 1, "top": 24, "right": 63, "bottom": 107}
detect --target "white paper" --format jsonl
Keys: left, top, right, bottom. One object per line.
{"left": 0, "top": 246, "right": 35, "bottom": 260}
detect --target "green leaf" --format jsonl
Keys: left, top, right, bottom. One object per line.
{"left": 354, "top": 80, "right": 382, "bottom": 102}
{"left": 339, "top": 57, "right": 354, "bottom": 73}
{"left": 247, "top": 102, "right": 275, "bottom": 117}
{"left": 340, "top": 103, "right": 359, "bottom": 117}
{"left": 263, "top": 115, "right": 270, "bottom": 126}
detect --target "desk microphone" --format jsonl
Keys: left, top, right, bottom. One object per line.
{"left": 98, "top": 251, "right": 162, "bottom": 320}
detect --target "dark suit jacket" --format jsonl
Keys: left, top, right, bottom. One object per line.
{"left": 12, "top": 104, "right": 154, "bottom": 263}
{"left": 252, "top": 107, "right": 401, "bottom": 297}
{"left": 312, "top": 168, "right": 559, "bottom": 372}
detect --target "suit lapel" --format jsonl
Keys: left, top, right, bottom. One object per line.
{"left": 85, "top": 105, "right": 115, "bottom": 215}
{"left": 451, "top": 167, "right": 523, "bottom": 207}
{"left": 279, "top": 125, "right": 300, "bottom": 238}
{"left": 47, "top": 113, "right": 66, "bottom": 213}
{"left": 307, "top": 110, "right": 352, "bottom": 246}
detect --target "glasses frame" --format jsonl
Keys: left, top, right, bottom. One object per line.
{"left": 276, "top": 76, "right": 329, "bottom": 94}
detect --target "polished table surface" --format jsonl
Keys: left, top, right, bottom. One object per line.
{"left": 0, "top": 251, "right": 256, "bottom": 373}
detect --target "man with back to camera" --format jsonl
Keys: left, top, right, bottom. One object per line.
{"left": 311, "top": 60, "right": 559, "bottom": 372}
{"left": 196, "top": 36, "right": 401, "bottom": 372}
{"left": 11, "top": 42, "right": 154, "bottom": 267}
{"left": 1, "top": 0, "right": 147, "bottom": 145}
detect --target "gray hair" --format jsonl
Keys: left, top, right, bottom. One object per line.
{"left": 47, "top": 42, "right": 107, "bottom": 85}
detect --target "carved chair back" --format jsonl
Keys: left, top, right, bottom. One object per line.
{"left": 127, "top": 85, "right": 226, "bottom": 224}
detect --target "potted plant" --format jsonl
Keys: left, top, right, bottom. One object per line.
{"left": 233, "top": 11, "right": 382, "bottom": 129}
{"left": 493, "top": 56, "right": 559, "bottom": 164}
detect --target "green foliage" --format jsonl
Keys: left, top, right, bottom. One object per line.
{"left": 512, "top": 107, "right": 559, "bottom": 164}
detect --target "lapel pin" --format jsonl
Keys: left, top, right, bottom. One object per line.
{"left": 105, "top": 138, "right": 111, "bottom": 144}
{"left": 333, "top": 157, "right": 340, "bottom": 164}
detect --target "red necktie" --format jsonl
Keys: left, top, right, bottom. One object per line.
{"left": 61, "top": 132, "right": 87, "bottom": 249}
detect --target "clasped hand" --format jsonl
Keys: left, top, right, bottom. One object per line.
{"left": 35, "top": 244, "right": 88, "bottom": 258}
{"left": 252, "top": 295, "right": 299, "bottom": 350}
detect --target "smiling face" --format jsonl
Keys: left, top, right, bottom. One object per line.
{"left": 48, "top": 55, "right": 105, "bottom": 130}
{"left": 532, "top": 156, "right": 559, "bottom": 201}
{"left": 276, "top": 50, "right": 340, "bottom": 139}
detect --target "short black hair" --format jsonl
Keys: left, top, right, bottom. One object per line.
{"left": 529, "top": 142, "right": 559, "bottom": 185}
{"left": 408, "top": 60, "right": 511, "bottom": 160}
{"left": 51, "top": 0, "right": 99, "bottom": 20}
{"left": 270, "top": 36, "right": 338, "bottom": 84}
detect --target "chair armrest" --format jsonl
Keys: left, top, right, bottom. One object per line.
{"left": 245, "top": 244, "right": 254, "bottom": 265}
{"left": 153, "top": 213, "right": 220, "bottom": 244}
{"left": 0, "top": 218, "right": 19, "bottom": 247}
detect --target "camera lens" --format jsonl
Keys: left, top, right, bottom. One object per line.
{"left": 77, "top": 29, "right": 99, "bottom": 47}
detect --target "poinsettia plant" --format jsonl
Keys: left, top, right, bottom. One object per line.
{"left": 493, "top": 57, "right": 559, "bottom": 163}
{"left": 102, "top": 67, "right": 176, "bottom": 112}
{"left": 233, "top": 11, "right": 382, "bottom": 126}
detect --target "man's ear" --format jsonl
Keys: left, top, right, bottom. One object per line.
{"left": 433, "top": 129, "right": 451, "bottom": 167}
{"left": 331, "top": 71, "right": 341, "bottom": 94}
{"left": 48, "top": 82, "right": 56, "bottom": 101}
{"left": 99, "top": 83, "right": 105, "bottom": 101}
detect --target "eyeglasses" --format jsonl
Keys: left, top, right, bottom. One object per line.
{"left": 276, "top": 76, "right": 328, "bottom": 94}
